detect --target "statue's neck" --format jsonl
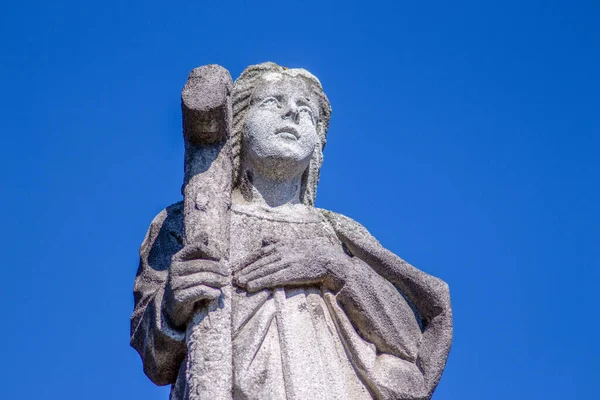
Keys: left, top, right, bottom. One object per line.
{"left": 239, "top": 168, "right": 303, "bottom": 208}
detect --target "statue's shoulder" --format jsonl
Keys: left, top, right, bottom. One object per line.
{"left": 317, "top": 208, "right": 383, "bottom": 248}
{"left": 148, "top": 201, "right": 184, "bottom": 229}
{"left": 319, "top": 209, "right": 450, "bottom": 293}
{"left": 143, "top": 201, "right": 185, "bottom": 248}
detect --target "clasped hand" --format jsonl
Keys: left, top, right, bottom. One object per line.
{"left": 164, "top": 243, "right": 229, "bottom": 328}
{"left": 164, "top": 239, "right": 348, "bottom": 328}
{"left": 233, "top": 238, "right": 347, "bottom": 293}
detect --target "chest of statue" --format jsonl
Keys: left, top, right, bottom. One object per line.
{"left": 229, "top": 202, "right": 339, "bottom": 259}
{"left": 227, "top": 202, "right": 371, "bottom": 400}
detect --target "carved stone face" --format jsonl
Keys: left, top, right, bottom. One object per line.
{"left": 242, "top": 73, "right": 320, "bottom": 181}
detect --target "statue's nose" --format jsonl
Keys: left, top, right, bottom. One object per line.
{"left": 282, "top": 102, "right": 299, "bottom": 123}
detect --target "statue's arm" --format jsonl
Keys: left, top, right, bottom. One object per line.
{"left": 322, "top": 210, "right": 452, "bottom": 399}
{"left": 130, "top": 203, "right": 187, "bottom": 386}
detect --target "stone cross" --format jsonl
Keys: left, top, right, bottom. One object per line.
{"left": 130, "top": 62, "right": 453, "bottom": 400}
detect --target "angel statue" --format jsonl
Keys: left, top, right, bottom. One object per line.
{"left": 130, "top": 62, "right": 452, "bottom": 400}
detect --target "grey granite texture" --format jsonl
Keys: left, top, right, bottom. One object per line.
{"left": 131, "top": 62, "right": 452, "bottom": 400}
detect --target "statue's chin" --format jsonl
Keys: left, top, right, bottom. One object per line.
{"left": 244, "top": 141, "right": 313, "bottom": 181}
{"left": 242, "top": 152, "right": 309, "bottom": 183}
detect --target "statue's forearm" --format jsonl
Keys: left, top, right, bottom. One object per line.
{"left": 131, "top": 208, "right": 187, "bottom": 386}
{"left": 345, "top": 244, "right": 453, "bottom": 393}
{"left": 131, "top": 288, "right": 186, "bottom": 386}
{"left": 322, "top": 210, "right": 452, "bottom": 397}
{"left": 336, "top": 257, "right": 422, "bottom": 362}
{"left": 334, "top": 258, "right": 451, "bottom": 399}
{"left": 417, "top": 307, "right": 453, "bottom": 397}
{"left": 326, "top": 285, "right": 429, "bottom": 400}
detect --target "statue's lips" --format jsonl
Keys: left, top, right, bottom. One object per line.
{"left": 275, "top": 126, "right": 299, "bottom": 140}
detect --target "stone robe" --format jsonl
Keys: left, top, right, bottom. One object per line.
{"left": 131, "top": 201, "right": 450, "bottom": 400}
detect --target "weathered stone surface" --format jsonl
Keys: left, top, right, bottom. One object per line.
{"left": 182, "top": 64, "right": 232, "bottom": 145}
{"left": 131, "top": 62, "right": 453, "bottom": 400}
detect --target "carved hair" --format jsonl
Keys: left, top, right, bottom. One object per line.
{"left": 231, "top": 62, "right": 331, "bottom": 206}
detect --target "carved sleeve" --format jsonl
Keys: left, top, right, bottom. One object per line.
{"left": 322, "top": 210, "right": 452, "bottom": 399}
{"left": 130, "top": 203, "right": 187, "bottom": 386}
{"left": 336, "top": 256, "right": 422, "bottom": 360}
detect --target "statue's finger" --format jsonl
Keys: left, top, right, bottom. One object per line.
{"left": 173, "top": 272, "right": 229, "bottom": 290}
{"left": 246, "top": 269, "right": 290, "bottom": 293}
{"left": 178, "top": 284, "right": 222, "bottom": 302}
{"left": 236, "top": 261, "right": 288, "bottom": 285}
{"left": 235, "top": 252, "right": 283, "bottom": 277}
{"left": 172, "top": 260, "right": 228, "bottom": 276}
{"left": 172, "top": 242, "right": 212, "bottom": 262}
{"left": 232, "top": 244, "right": 281, "bottom": 272}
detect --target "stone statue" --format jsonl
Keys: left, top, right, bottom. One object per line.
{"left": 130, "top": 62, "right": 453, "bottom": 400}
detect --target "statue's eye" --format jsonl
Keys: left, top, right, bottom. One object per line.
{"left": 298, "top": 107, "right": 315, "bottom": 123}
{"left": 260, "top": 97, "right": 281, "bottom": 108}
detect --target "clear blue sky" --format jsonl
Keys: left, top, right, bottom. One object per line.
{"left": 1, "top": 1, "right": 598, "bottom": 399}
